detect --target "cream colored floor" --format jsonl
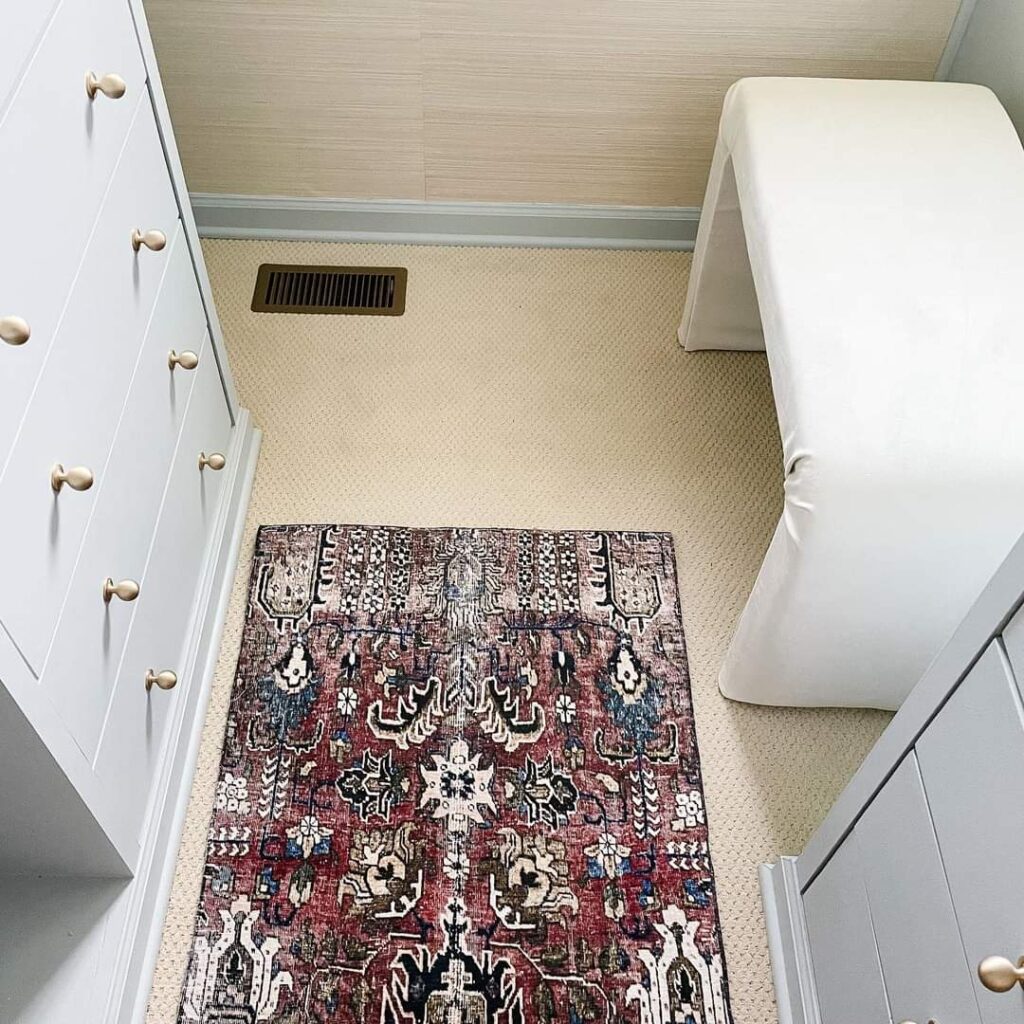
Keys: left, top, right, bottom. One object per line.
{"left": 145, "top": 240, "right": 890, "bottom": 1024}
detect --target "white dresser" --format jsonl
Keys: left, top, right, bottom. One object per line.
{"left": 0, "top": 1, "right": 259, "bottom": 1020}
{"left": 763, "top": 531, "right": 1024, "bottom": 1024}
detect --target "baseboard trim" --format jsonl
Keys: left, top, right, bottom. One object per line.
{"left": 190, "top": 194, "right": 700, "bottom": 251}
{"left": 760, "top": 858, "right": 822, "bottom": 1024}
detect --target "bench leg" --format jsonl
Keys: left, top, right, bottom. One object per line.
{"left": 679, "top": 146, "right": 765, "bottom": 352}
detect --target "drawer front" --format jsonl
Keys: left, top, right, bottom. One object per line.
{"left": 0, "top": 0, "right": 147, "bottom": 456}
{"left": 854, "top": 754, "right": 980, "bottom": 1024}
{"left": 917, "top": 641, "right": 1024, "bottom": 1024}
{"left": 0, "top": 0, "right": 60, "bottom": 116}
{"left": 93, "top": 350, "right": 232, "bottom": 843}
{"left": 0, "top": 98, "right": 180, "bottom": 674}
{"left": 41, "top": 234, "right": 208, "bottom": 759}
{"left": 803, "top": 834, "right": 890, "bottom": 1024}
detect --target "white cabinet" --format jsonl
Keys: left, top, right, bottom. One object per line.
{"left": 763, "top": 533, "right": 1024, "bottom": 1024}
{"left": 0, "top": 1, "right": 260, "bottom": 1020}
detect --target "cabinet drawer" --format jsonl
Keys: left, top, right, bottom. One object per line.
{"left": 854, "top": 754, "right": 980, "bottom": 1024}
{"left": 0, "top": 98, "right": 180, "bottom": 675}
{"left": 0, "top": 1, "right": 60, "bottom": 116}
{"left": 93, "top": 350, "right": 232, "bottom": 844}
{"left": 803, "top": 835, "right": 890, "bottom": 1024}
{"left": 41, "top": 234, "right": 208, "bottom": 759}
{"left": 917, "top": 641, "right": 1024, "bottom": 1024}
{"left": 0, "top": 0, "right": 147, "bottom": 455}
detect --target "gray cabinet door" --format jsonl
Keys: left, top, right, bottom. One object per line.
{"left": 855, "top": 753, "right": 981, "bottom": 1024}
{"left": 803, "top": 834, "right": 890, "bottom": 1024}
{"left": 917, "top": 642, "right": 1024, "bottom": 1024}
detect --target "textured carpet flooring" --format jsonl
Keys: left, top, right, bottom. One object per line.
{"left": 145, "top": 240, "right": 890, "bottom": 1024}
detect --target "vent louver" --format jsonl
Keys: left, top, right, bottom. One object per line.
{"left": 251, "top": 264, "right": 407, "bottom": 316}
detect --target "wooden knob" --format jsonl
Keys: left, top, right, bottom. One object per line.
{"left": 168, "top": 349, "right": 199, "bottom": 371}
{"left": 51, "top": 463, "right": 94, "bottom": 493}
{"left": 0, "top": 315, "right": 30, "bottom": 346}
{"left": 145, "top": 669, "right": 177, "bottom": 692}
{"left": 131, "top": 228, "right": 166, "bottom": 253}
{"left": 198, "top": 451, "right": 226, "bottom": 471}
{"left": 103, "top": 577, "right": 139, "bottom": 603}
{"left": 978, "top": 955, "right": 1024, "bottom": 993}
{"left": 85, "top": 71, "right": 126, "bottom": 100}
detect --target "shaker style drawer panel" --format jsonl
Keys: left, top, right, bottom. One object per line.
{"left": 0, "top": 98, "right": 180, "bottom": 676}
{"left": 854, "top": 754, "right": 981, "bottom": 1024}
{"left": 803, "top": 835, "right": 890, "bottom": 1024}
{"left": 93, "top": 350, "right": 232, "bottom": 846}
{"left": 0, "top": 0, "right": 146, "bottom": 456}
{"left": 917, "top": 641, "right": 1024, "bottom": 1024}
{"left": 0, "top": 0, "right": 60, "bottom": 116}
{"left": 1003, "top": 602, "right": 1024, "bottom": 687}
{"left": 41, "top": 235, "right": 208, "bottom": 760}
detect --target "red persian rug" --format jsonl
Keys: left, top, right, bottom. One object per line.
{"left": 178, "top": 525, "right": 732, "bottom": 1024}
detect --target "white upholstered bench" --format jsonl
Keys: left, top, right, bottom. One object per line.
{"left": 681, "top": 77, "right": 1024, "bottom": 710}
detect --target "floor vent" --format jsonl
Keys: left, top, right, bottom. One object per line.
{"left": 251, "top": 264, "right": 407, "bottom": 316}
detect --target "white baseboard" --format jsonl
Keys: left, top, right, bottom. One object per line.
{"left": 190, "top": 194, "right": 700, "bottom": 251}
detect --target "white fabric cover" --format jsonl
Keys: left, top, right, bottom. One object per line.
{"left": 681, "top": 78, "right": 1024, "bottom": 710}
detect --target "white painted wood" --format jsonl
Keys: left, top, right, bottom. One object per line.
{"left": 916, "top": 641, "right": 1024, "bottom": 1024}
{"left": 0, "top": 0, "right": 146, "bottom": 461}
{"left": 93, "top": 349, "right": 232, "bottom": 849}
{"left": 0, "top": 0, "right": 60, "bottom": 118}
{"left": 759, "top": 858, "right": 821, "bottom": 1024}
{"left": 1002, "top": 601, "right": 1024, "bottom": 684}
{"left": 189, "top": 193, "right": 702, "bottom": 251}
{"left": 802, "top": 835, "right": 890, "bottom": 1024}
{"left": 0, "top": 100, "right": 180, "bottom": 675}
{"left": 113, "top": 413, "right": 260, "bottom": 1024}
{"left": 41, "top": 233, "right": 207, "bottom": 759}
{"left": 0, "top": 417, "right": 261, "bottom": 1021}
{"left": 797, "top": 530, "right": 1024, "bottom": 890}
{"left": 0, "top": 684, "right": 125, "bottom": 877}
{"left": 855, "top": 752, "right": 981, "bottom": 1024}
{"left": 127, "top": 0, "right": 240, "bottom": 418}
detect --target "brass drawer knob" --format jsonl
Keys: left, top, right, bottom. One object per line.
{"left": 102, "top": 577, "right": 139, "bottom": 603}
{"left": 979, "top": 955, "right": 1024, "bottom": 992}
{"left": 145, "top": 668, "right": 177, "bottom": 692}
{"left": 85, "top": 71, "right": 126, "bottom": 100}
{"left": 131, "top": 228, "right": 166, "bottom": 253}
{"left": 198, "top": 451, "right": 226, "bottom": 471}
{"left": 51, "top": 463, "right": 94, "bottom": 493}
{"left": 168, "top": 349, "right": 199, "bottom": 371}
{"left": 0, "top": 315, "right": 30, "bottom": 346}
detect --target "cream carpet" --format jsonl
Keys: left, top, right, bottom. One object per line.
{"left": 145, "top": 240, "right": 890, "bottom": 1024}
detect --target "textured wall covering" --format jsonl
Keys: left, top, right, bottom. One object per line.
{"left": 145, "top": 241, "right": 890, "bottom": 1024}
{"left": 143, "top": 0, "right": 960, "bottom": 206}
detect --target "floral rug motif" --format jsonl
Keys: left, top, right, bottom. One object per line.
{"left": 178, "top": 525, "right": 732, "bottom": 1024}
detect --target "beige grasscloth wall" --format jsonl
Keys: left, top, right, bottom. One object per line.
{"left": 144, "top": 0, "right": 960, "bottom": 207}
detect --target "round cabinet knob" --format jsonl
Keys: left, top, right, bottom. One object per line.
{"left": 198, "top": 451, "right": 226, "bottom": 471}
{"left": 131, "top": 228, "right": 167, "bottom": 253}
{"left": 51, "top": 463, "right": 94, "bottom": 493}
{"left": 85, "top": 71, "right": 126, "bottom": 100}
{"left": 979, "top": 955, "right": 1024, "bottom": 992}
{"left": 168, "top": 349, "right": 199, "bottom": 371}
{"left": 0, "top": 315, "right": 30, "bottom": 346}
{"left": 145, "top": 668, "right": 177, "bottom": 692}
{"left": 102, "top": 577, "right": 139, "bottom": 603}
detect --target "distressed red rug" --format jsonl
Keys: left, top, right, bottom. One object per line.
{"left": 179, "top": 525, "right": 732, "bottom": 1024}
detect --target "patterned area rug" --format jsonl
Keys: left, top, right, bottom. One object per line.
{"left": 178, "top": 525, "right": 732, "bottom": 1024}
